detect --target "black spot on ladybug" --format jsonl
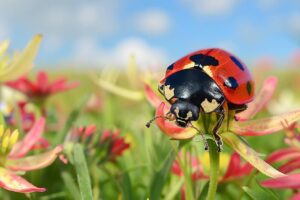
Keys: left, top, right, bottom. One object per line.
{"left": 190, "top": 54, "right": 219, "bottom": 68}
{"left": 166, "top": 64, "right": 174, "bottom": 71}
{"left": 224, "top": 77, "right": 238, "bottom": 90}
{"left": 230, "top": 56, "right": 244, "bottom": 71}
{"left": 246, "top": 81, "right": 252, "bottom": 95}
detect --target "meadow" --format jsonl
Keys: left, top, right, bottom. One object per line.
{"left": 0, "top": 36, "right": 300, "bottom": 200}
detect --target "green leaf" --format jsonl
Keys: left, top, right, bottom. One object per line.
{"left": 243, "top": 179, "right": 279, "bottom": 200}
{"left": 120, "top": 172, "right": 133, "bottom": 200}
{"left": 54, "top": 95, "right": 89, "bottom": 145}
{"left": 149, "top": 148, "right": 177, "bottom": 199}
{"left": 61, "top": 171, "right": 81, "bottom": 200}
{"left": 73, "top": 144, "right": 93, "bottom": 200}
{"left": 197, "top": 182, "right": 209, "bottom": 200}
{"left": 165, "top": 177, "right": 184, "bottom": 200}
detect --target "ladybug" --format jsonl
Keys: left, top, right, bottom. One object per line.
{"left": 146, "top": 48, "right": 254, "bottom": 151}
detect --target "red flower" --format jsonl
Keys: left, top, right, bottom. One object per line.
{"left": 71, "top": 125, "right": 130, "bottom": 161}
{"left": 101, "top": 130, "right": 130, "bottom": 160}
{"left": 6, "top": 71, "right": 79, "bottom": 100}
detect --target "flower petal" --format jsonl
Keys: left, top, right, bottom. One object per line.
{"left": 261, "top": 173, "right": 300, "bottom": 189}
{"left": 6, "top": 146, "right": 63, "bottom": 171}
{"left": 155, "top": 102, "right": 197, "bottom": 139}
{"left": 36, "top": 71, "right": 49, "bottom": 93}
{"left": 223, "top": 152, "right": 241, "bottom": 179}
{"left": 0, "top": 35, "right": 42, "bottom": 82}
{"left": 236, "top": 76, "right": 277, "bottom": 121}
{"left": 0, "top": 167, "right": 45, "bottom": 193}
{"left": 266, "top": 147, "right": 300, "bottom": 163}
{"left": 9, "top": 118, "right": 45, "bottom": 158}
{"left": 144, "top": 83, "right": 163, "bottom": 108}
{"left": 291, "top": 193, "right": 300, "bottom": 200}
{"left": 49, "top": 78, "right": 79, "bottom": 94}
{"left": 222, "top": 131, "right": 285, "bottom": 178}
{"left": 232, "top": 110, "right": 300, "bottom": 136}
{"left": 278, "top": 157, "right": 300, "bottom": 174}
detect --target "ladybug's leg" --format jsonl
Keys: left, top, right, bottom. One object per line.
{"left": 213, "top": 106, "right": 225, "bottom": 152}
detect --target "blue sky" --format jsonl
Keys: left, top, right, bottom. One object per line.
{"left": 0, "top": 0, "right": 299, "bottom": 69}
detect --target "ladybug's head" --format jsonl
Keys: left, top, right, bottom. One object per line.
{"left": 170, "top": 100, "right": 200, "bottom": 128}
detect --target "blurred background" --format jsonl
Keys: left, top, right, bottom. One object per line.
{"left": 0, "top": 0, "right": 299, "bottom": 69}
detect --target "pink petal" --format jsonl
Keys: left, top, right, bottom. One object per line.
{"left": 223, "top": 152, "right": 241, "bottom": 179}
{"left": 36, "top": 71, "right": 49, "bottom": 93}
{"left": 49, "top": 78, "right": 79, "bottom": 94}
{"left": 261, "top": 173, "right": 300, "bottom": 189}
{"left": 237, "top": 76, "right": 277, "bottom": 121}
{"left": 0, "top": 167, "right": 45, "bottom": 193}
{"left": 155, "top": 102, "right": 197, "bottom": 139}
{"left": 9, "top": 118, "right": 46, "bottom": 158}
{"left": 278, "top": 157, "right": 300, "bottom": 173}
{"left": 232, "top": 109, "right": 300, "bottom": 136}
{"left": 6, "top": 78, "right": 37, "bottom": 95}
{"left": 144, "top": 83, "right": 163, "bottom": 108}
{"left": 266, "top": 148, "right": 300, "bottom": 163}
{"left": 6, "top": 146, "right": 63, "bottom": 171}
{"left": 222, "top": 131, "right": 285, "bottom": 178}
{"left": 291, "top": 193, "right": 300, "bottom": 200}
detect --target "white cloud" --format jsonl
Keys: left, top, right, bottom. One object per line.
{"left": 256, "top": 0, "right": 279, "bottom": 10}
{"left": 181, "top": 0, "right": 239, "bottom": 16}
{"left": 133, "top": 9, "right": 171, "bottom": 35}
{"left": 71, "top": 37, "right": 168, "bottom": 69}
{"left": 287, "top": 12, "right": 300, "bottom": 38}
{"left": 0, "top": 0, "right": 121, "bottom": 49}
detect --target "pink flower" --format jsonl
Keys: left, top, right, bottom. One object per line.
{"left": 259, "top": 123, "right": 300, "bottom": 198}
{"left": 0, "top": 118, "right": 62, "bottom": 193}
{"left": 6, "top": 71, "right": 79, "bottom": 100}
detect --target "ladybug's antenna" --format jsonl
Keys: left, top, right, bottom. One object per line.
{"left": 188, "top": 123, "right": 209, "bottom": 151}
{"left": 146, "top": 115, "right": 169, "bottom": 128}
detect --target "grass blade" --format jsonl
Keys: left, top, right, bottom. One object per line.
{"left": 73, "top": 144, "right": 93, "bottom": 200}
{"left": 61, "top": 171, "right": 81, "bottom": 200}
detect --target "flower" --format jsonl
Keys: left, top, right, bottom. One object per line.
{"left": 101, "top": 129, "right": 130, "bottom": 160}
{"left": 144, "top": 75, "right": 300, "bottom": 178}
{"left": 0, "top": 118, "right": 62, "bottom": 193}
{"left": 0, "top": 35, "right": 42, "bottom": 82}
{"left": 6, "top": 71, "right": 79, "bottom": 101}
{"left": 259, "top": 123, "right": 300, "bottom": 199}
{"left": 3, "top": 101, "right": 36, "bottom": 131}
{"left": 70, "top": 125, "right": 130, "bottom": 162}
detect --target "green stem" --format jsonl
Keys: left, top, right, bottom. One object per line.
{"left": 206, "top": 140, "right": 220, "bottom": 200}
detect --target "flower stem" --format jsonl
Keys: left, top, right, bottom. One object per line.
{"left": 206, "top": 139, "right": 220, "bottom": 200}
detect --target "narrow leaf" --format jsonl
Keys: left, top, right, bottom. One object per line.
{"left": 120, "top": 172, "right": 133, "bottom": 200}
{"left": 73, "top": 144, "right": 93, "bottom": 200}
{"left": 61, "top": 171, "right": 81, "bottom": 200}
{"left": 150, "top": 148, "right": 177, "bottom": 199}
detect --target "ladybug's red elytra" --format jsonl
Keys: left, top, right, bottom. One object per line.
{"left": 146, "top": 48, "right": 255, "bottom": 151}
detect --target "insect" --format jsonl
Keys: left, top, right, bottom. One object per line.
{"left": 146, "top": 48, "right": 255, "bottom": 151}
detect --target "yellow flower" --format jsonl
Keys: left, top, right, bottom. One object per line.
{"left": 0, "top": 34, "right": 42, "bottom": 82}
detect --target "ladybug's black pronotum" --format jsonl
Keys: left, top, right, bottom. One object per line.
{"left": 146, "top": 48, "right": 255, "bottom": 151}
